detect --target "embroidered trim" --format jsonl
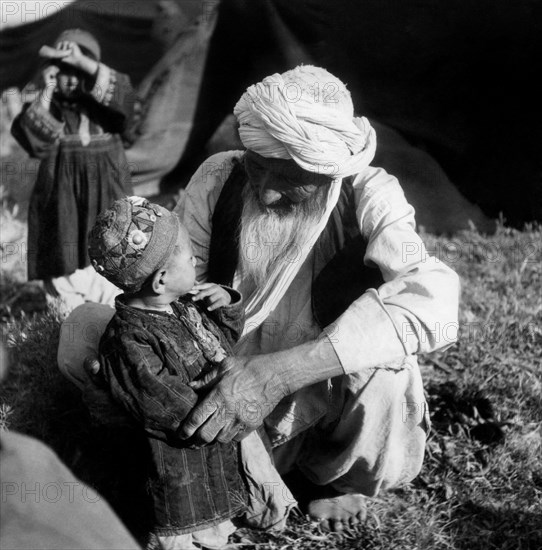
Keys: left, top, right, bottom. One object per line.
{"left": 25, "top": 102, "right": 64, "bottom": 139}
{"left": 102, "top": 69, "right": 117, "bottom": 106}
{"left": 174, "top": 301, "right": 227, "bottom": 363}
{"left": 90, "top": 63, "right": 116, "bottom": 106}
{"left": 58, "top": 132, "right": 113, "bottom": 144}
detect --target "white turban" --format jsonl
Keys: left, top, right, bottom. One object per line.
{"left": 234, "top": 65, "right": 376, "bottom": 179}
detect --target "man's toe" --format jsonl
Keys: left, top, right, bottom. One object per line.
{"left": 348, "top": 515, "right": 359, "bottom": 528}
{"left": 319, "top": 518, "right": 330, "bottom": 531}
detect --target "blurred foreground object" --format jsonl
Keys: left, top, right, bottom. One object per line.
{"left": 0, "top": 431, "right": 141, "bottom": 550}
{"left": 0, "top": 343, "right": 141, "bottom": 550}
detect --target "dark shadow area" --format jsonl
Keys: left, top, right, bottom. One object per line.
{"left": 451, "top": 501, "right": 542, "bottom": 550}
{"left": 426, "top": 380, "right": 506, "bottom": 445}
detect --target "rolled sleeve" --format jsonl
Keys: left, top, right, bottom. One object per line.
{"left": 326, "top": 167, "right": 460, "bottom": 374}
{"left": 220, "top": 285, "right": 242, "bottom": 307}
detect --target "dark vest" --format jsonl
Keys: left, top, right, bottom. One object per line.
{"left": 207, "top": 158, "right": 384, "bottom": 328}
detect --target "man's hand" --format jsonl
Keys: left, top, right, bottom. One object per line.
{"left": 189, "top": 283, "right": 231, "bottom": 311}
{"left": 189, "top": 358, "right": 233, "bottom": 391}
{"left": 179, "top": 337, "right": 345, "bottom": 445}
{"left": 179, "top": 355, "right": 289, "bottom": 445}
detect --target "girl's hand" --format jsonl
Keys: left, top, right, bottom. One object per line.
{"left": 54, "top": 41, "right": 84, "bottom": 67}
{"left": 39, "top": 42, "right": 98, "bottom": 75}
{"left": 41, "top": 64, "right": 59, "bottom": 89}
{"left": 189, "top": 283, "right": 231, "bottom": 311}
{"left": 40, "top": 41, "right": 82, "bottom": 64}
{"left": 39, "top": 64, "right": 59, "bottom": 107}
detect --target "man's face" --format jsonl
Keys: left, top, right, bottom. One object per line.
{"left": 244, "top": 150, "right": 332, "bottom": 211}
{"left": 239, "top": 151, "right": 332, "bottom": 287}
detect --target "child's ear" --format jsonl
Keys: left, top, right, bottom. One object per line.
{"left": 151, "top": 269, "right": 166, "bottom": 294}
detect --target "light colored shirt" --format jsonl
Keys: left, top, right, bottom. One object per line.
{"left": 175, "top": 151, "right": 460, "bottom": 375}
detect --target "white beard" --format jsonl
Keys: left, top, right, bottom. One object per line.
{"left": 238, "top": 184, "right": 329, "bottom": 288}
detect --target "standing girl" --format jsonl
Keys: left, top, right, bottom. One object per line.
{"left": 12, "top": 29, "right": 135, "bottom": 312}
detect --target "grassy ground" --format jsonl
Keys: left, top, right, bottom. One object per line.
{"left": 1, "top": 195, "right": 541, "bottom": 547}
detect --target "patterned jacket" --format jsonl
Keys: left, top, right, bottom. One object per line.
{"left": 99, "top": 291, "right": 246, "bottom": 536}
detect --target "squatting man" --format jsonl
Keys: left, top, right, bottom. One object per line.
{"left": 58, "top": 65, "right": 460, "bottom": 532}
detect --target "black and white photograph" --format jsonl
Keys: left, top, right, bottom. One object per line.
{"left": 0, "top": 1, "right": 541, "bottom": 549}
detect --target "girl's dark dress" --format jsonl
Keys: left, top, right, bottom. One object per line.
{"left": 11, "top": 64, "right": 135, "bottom": 280}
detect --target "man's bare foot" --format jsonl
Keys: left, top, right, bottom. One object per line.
{"left": 307, "top": 486, "right": 367, "bottom": 532}
{"left": 283, "top": 471, "right": 367, "bottom": 532}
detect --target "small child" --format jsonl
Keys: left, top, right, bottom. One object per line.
{"left": 88, "top": 197, "right": 247, "bottom": 549}
{"left": 11, "top": 29, "right": 135, "bottom": 313}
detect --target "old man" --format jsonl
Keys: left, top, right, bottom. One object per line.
{"left": 59, "top": 65, "right": 459, "bottom": 531}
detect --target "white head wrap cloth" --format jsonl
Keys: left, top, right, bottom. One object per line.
{"left": 232, "top": 66, "right": 377, "bottom": 345}
{"left": 234, "top": 66, "right": 376, "bottom": 178}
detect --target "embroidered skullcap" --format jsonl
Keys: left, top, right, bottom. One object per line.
{"left": 88, "top": 197, "right": 180, "bottom": 293}
{"left": 234, "top": 65, "right": 376, "bottom": 179}
{"left": 54, "top": 28, "right": 101, "bottom": 61}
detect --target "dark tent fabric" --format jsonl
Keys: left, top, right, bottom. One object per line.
{"left": 0, "top": 0, "right": 163, "bottom": 89}
{"left": 2, "top": 0, "right": 541, "bottom": 226}
{"left": 170, "top": 0, "right": 542, "bottom": 226}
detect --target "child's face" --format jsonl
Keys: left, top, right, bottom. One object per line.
{"left": 163, "top": 227, "right": 197, "bottom": 297}
{"left": 56, "top": 65, "right": 83, "bottom": 99}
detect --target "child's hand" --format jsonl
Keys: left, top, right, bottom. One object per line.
{"left": 41, "top": 64, "right": 59, "bottom": 89}
{"left": 189, "top": 283, "right": 231, "bottom": 311}
{"left": 38, "top": 64, "right": 59, "bottom": 107}
{"left": 39, "top": 42, "right": 98, "bottom": 75}
{"left": 40, "top": 41, "right": 82, "bottom": 64}
{"left": 54, "top": 41, "right": 84, "bottom": 67}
